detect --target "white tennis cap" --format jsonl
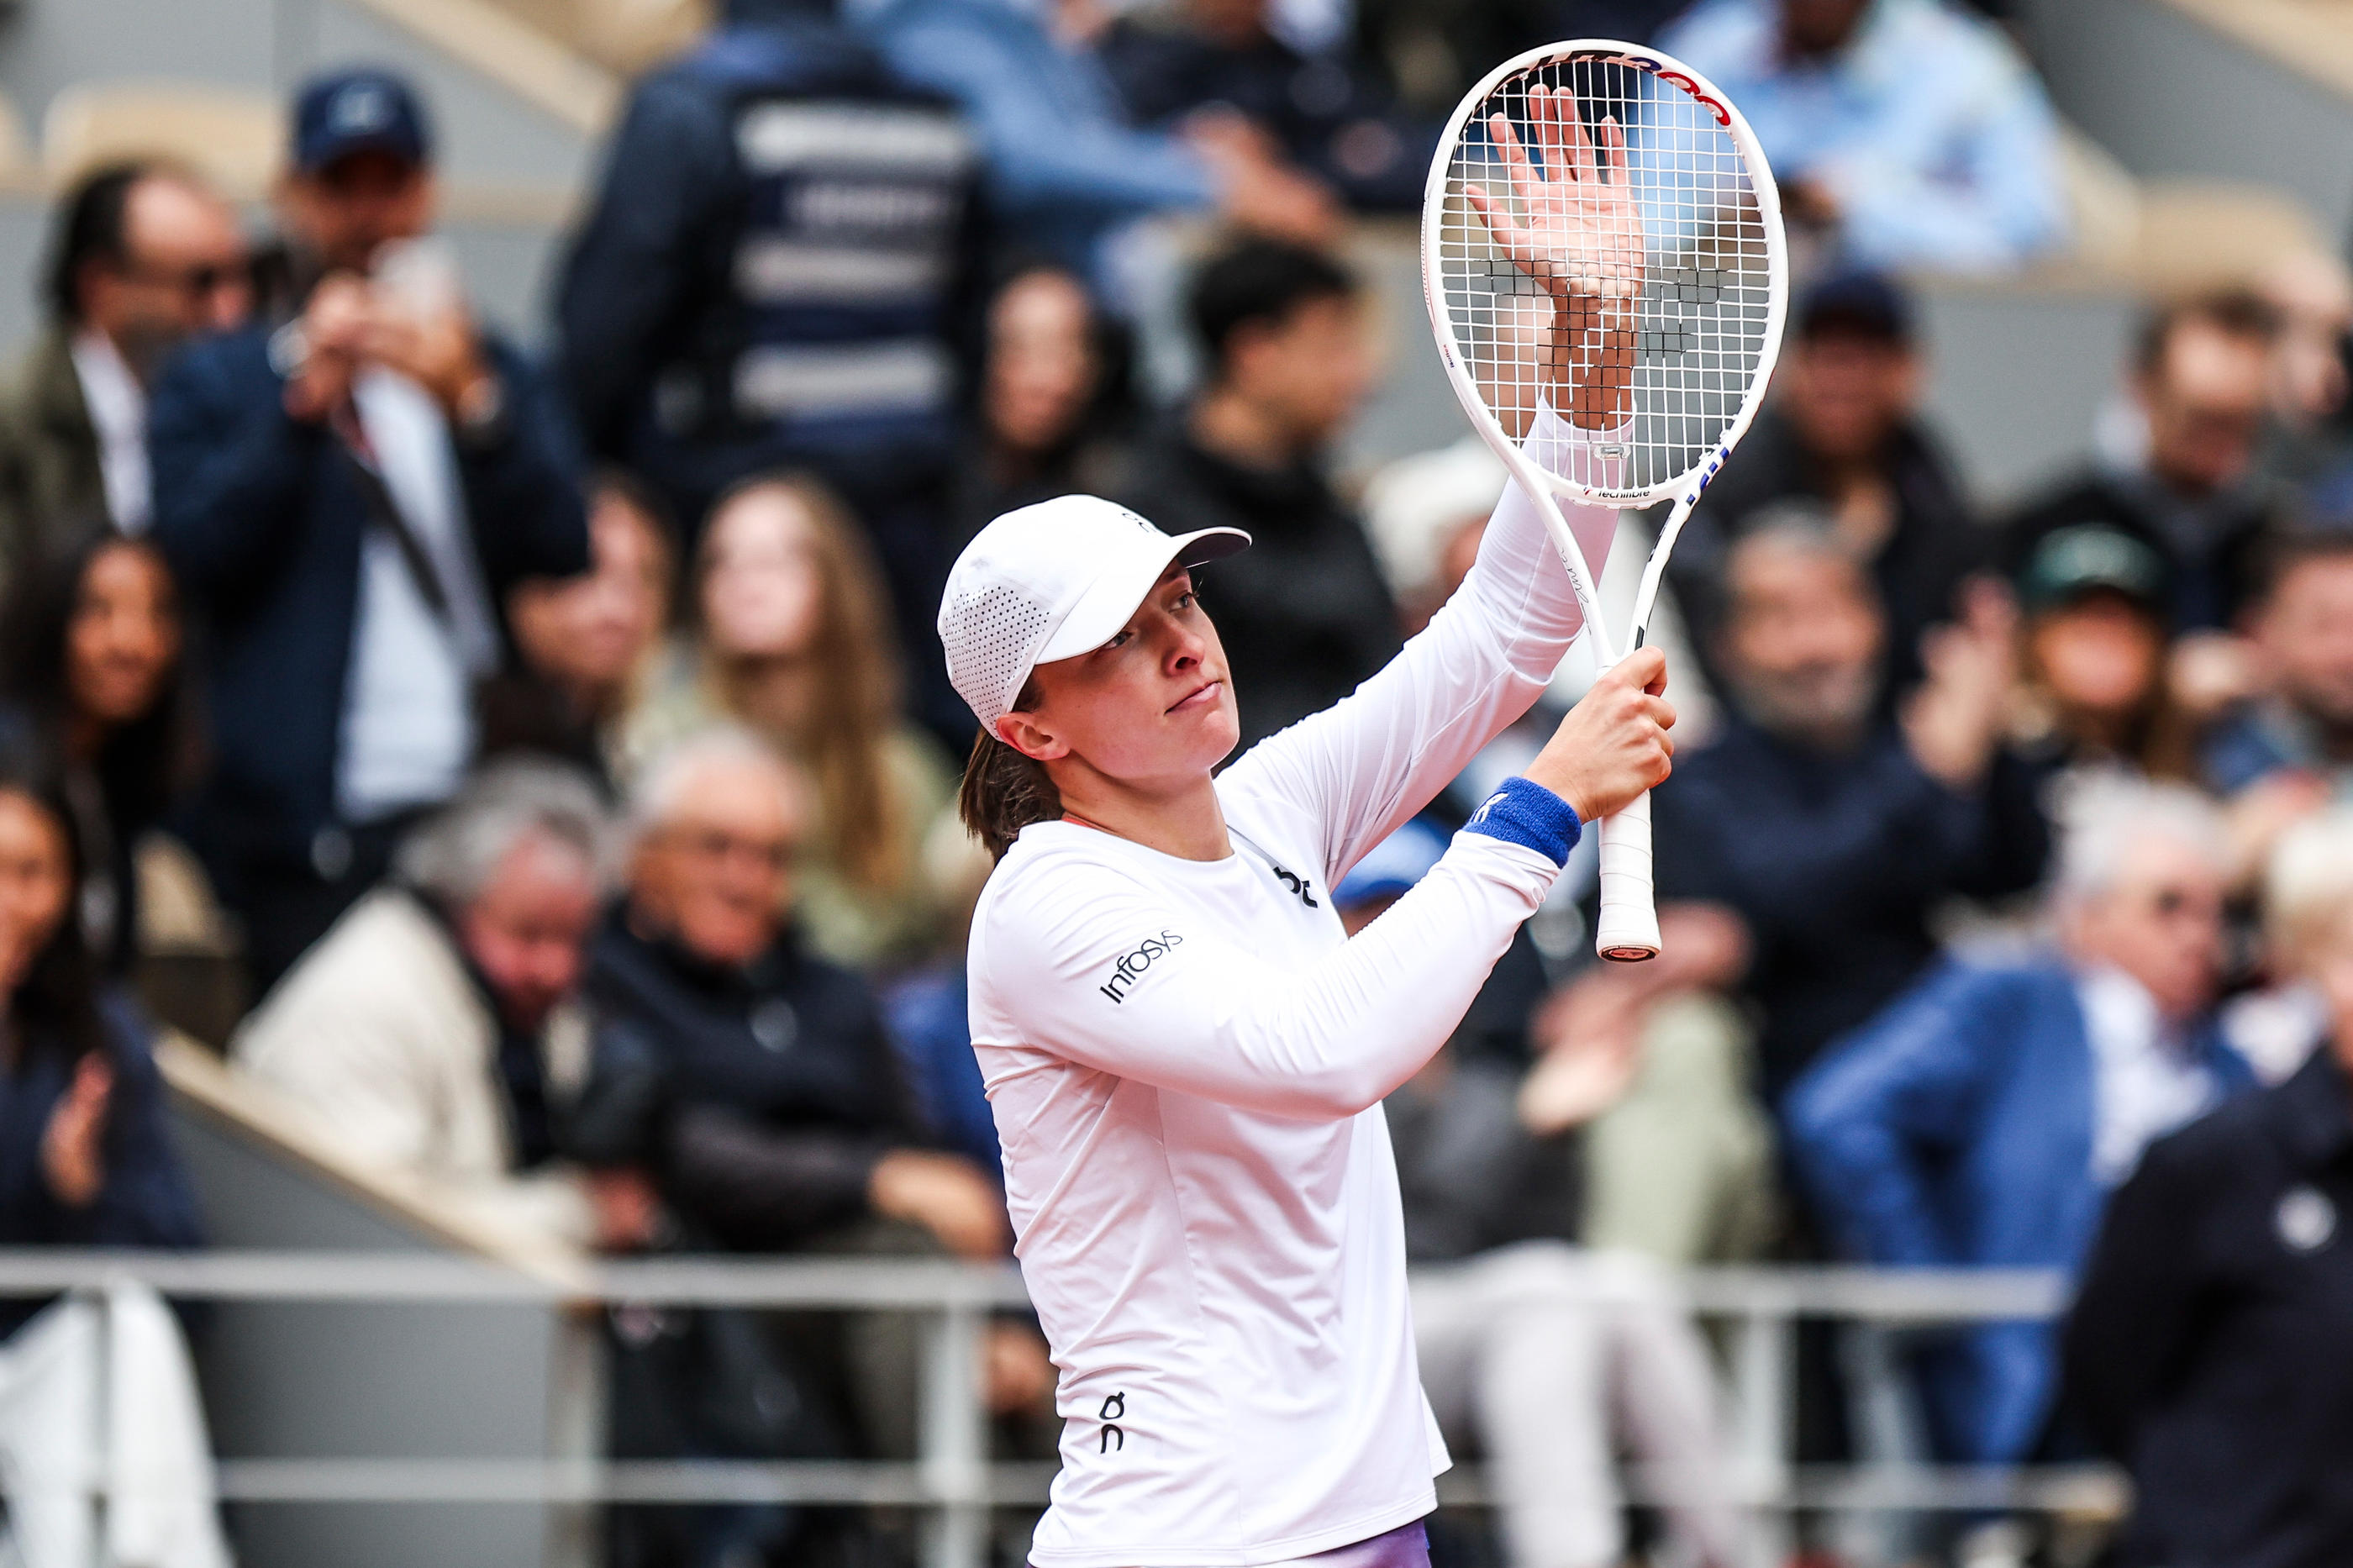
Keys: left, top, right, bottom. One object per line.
{"left": 938, "top": 495, "right": 1250, "bottom": 729}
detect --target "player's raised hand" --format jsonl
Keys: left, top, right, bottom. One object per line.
{"left": 1525, "top": 645, "right": 1674, "bottom": 823}
{"left": 1465, "top": 83, "right": 1645, "bottom": 303}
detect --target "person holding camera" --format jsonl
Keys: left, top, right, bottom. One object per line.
{"left": 149, "top": 68, "right": 589, "bottom": 996}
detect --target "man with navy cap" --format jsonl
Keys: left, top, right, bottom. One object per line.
{"left": 148, "top": 67, "right": 589, "bottom": 995}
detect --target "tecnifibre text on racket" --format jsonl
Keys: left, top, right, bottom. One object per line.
{"left": 1423, "top": 39, "right": 1787, "bottom": 961}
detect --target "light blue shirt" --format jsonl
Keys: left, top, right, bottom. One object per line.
{"left": 1660, "top": 0, "right": 2066, "bottom": 271}
{"left": 861, "top": 0, "right": 1216, "bottom": 282}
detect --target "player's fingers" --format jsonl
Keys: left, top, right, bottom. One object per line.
{"left": 1641, "top": 693, "right": 1677, "bottom": 730}
{"left": 1612, "top": 645, "right": 1668, "bottom": 693}
{"left": 1560, "top": 91, "right": 1597, "bottom": 182}
{"left": 1532, "top": 85, "right": 1568, "bottom": 184}
{"left": 1597, "top": 114, "right": 1629, "bottom": 185}
{"left": 1488, "top": 111, "right": 1540, "bottom": 208}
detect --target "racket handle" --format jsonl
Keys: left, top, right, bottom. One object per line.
{"left": 1594, "top": 791, "right": 1661, "bottom": 963}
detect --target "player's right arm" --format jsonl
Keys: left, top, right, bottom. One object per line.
{"left": 978, "top": 689, "right": 1665, "bottom": 1120}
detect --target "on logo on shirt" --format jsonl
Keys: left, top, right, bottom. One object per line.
{"left": 1098, "top": 931, "right": 1183, "bottom": 1005}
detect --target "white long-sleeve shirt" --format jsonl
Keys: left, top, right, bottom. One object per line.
{"left": 966, "top": 414, "right": 1622, "bottom": 1566}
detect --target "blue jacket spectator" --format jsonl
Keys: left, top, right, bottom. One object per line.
{"left": 1659, "top": 0, "right": 2064, "bottom": 272}
{"left": 150, "top": 326, "right": 588, "bottom": 994}
{"left": 1653, "top": 518, "right": 2047, "bottom": 1099}
{"left": 1788, "top": 781, "right": 2255, "bottom": 1462}
{"left": 149, "top": 69, "right": 590, "bottom": 996}
{"left": 862, "top": 0, "right": 1215, "bottom": 286}
{"left": 879, "top": 966, "right": 1001, "bottom": 1176}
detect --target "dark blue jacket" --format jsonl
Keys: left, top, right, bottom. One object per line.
{"left": 1787, "top": 958, "right": 2254, "bottom": 1463}
{"left": 1651, "top": 717, "right": 2050, "bottom": 1098}
{"left": 147, "top": 326, "right": 588, "bottom": 866}
{"left": 2065, "top": 1047, "right": 2353, "bottom": 1568}
{"left": 0, "top": 993, "right": 203, "bottom": 1334}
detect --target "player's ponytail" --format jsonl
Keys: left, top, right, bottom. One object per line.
{"left": 959, "top": 679, "right": 1061, "bottom": 860}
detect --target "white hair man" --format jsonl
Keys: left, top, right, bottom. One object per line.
{"left": 1783, "top": 777, "right": 2258, "bottom": 1469}
{"left": 235, "top": 759, "right": 647, "bottom": 1250}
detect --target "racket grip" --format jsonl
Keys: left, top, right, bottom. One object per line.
{"left": 1594, "top": 791, "right": 1661, "bottom": 963}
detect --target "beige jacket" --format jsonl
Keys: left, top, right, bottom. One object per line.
{"left": 233, "top": 889, "right": 597, "bottom": 1248}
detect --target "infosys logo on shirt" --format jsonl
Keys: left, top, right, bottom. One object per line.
{"left": 1099, "top": 929, "right": 1183, "bottom": 1004}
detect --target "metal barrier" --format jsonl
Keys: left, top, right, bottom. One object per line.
{"left": 0, "top": 1251, "right": 2118, "bottom": 1568}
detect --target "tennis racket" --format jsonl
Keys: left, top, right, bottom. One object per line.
{"left": 1423, "top": 40, "right": 1787, "bottom": 961}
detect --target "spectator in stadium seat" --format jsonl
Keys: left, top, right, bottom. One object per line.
{"left": 2007, "top": 292, "right": 2284, "bottom": 636}
{"left": 571, "top": 729, "right": 999, "bottom": 1258}
{"left": 1119, "top": 239, "right": 1400, "bottom": 750}
{"left": 149, "top": 68, "right": 590, "bottom": 996}
{"left": 864, "top": 0, "right": 1339, "bottom": 289}
{"left": 0, "top": 161, "right": 250, "bottom": 587}
{"left": 0, "top": 755, "right": 202, "bottom": 1291}
{"left": 477, "top": 472, "right": 675, "bottom": 791}
{"left": 0, "top": 529, "right": 201, "bottom": 977}
{"left": 2064, "top": 805, "right": 2353, "bottom": 1568}
{"left": 947, "top": 261, "right": 1138, "bottom": 545}
{"left": 2008, "top": 524, "right": 2198, "bottom": 787}
{"left": 554, "top": 0, "right": 987, "bottom": 736}
{"left": 1787, "top": 779, "right": 2252, "bottom": 1465}
{"left": 1333, "top": 824, "right": 1742, "bottom": 1568}
{"left": 0, "top": 755, "right": 229, "bottom": 1568}
{"left": 234, "top": 760, "right": 642, "bottom": 1251}
{"left": 1669, "top": 271, "right": 1982, "bottom": 701}
{"left": 1098, "top": 0, "right": 1433, "bottom": 212}
{"left": 1652, "top": 517, "right": 2049, "bottom": 1100}
{"left": 623, "top": 474, "right": 959, "bottom": 971}
{"left": 1657, "top": 0, "right": 2064, "bottom": 272}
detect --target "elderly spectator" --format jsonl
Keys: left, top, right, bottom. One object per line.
{"left": 0, "top": 755, "right": 228, "bottom": 1568}
{"left": 1658, "top": 0, "right": 2062, "bottom": 272}
{"left": 2064, "top": 804, "right": 2353, "bottom": 1568}
{"left": 1787, "top": 781, "right": 2252, "bottom": 1466}
{"left": 1119, "top": 239, "right": 1399, "bottom": 749}
{"left": 2008, "top": 524, "right": 2194, "bottom": 785}
{"left": 1099, "top": 0, "right": 1432, "bottom": 211}
{"left": 1333, "top": 825, "right": 1743, "bottom": 1568}
{"left": 149, "top": 68, "right": 590, "bottom": 994}
{"left": 949, "top": 262, "right": 1137, "bottom": 542}
{"left": 625, "top": 474, "right": 958, "bottom": 970}
{"left": 555, "top": 0, "right": 986, "bottom": 729}
{"left": 1671, "top": 271, "right": 1981, "bottom": 700}
{"left": 478, "top": 472, "right": 674, "bottom": 787}
{"left": 0, "top": 531, "right": 199, "bottom": 977}
{"left": 1653, "top": 518, "right": 2049, "bottom": 1100}
{"left": 572, "top": 729, "right": 1001, "bottom": 1260}
{"left": 2007, "top": 292, "right": 2282, "bottom": 636}
{"left": 0, "top": 161, "right": 250, "bottom": 583}
{"left": 234, "top": 761, "right": 633, "bottom": 1250}
{"left": 865, "top": 0, "right": 1339, "bottom": 289}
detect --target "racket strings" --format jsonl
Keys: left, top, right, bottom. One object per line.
{"left": 1439, "top": 55, "right": 1772, "bottom": 497}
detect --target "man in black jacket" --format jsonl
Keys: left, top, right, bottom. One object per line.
{"left": 2065, "top": 1040, "right": 2353, "bottom": 1568}
{"left": 150, "top": 69, "right": 589, "bottom": 993}
{"left": 1120, "top": 239, "right": 1399, "bottom": 750}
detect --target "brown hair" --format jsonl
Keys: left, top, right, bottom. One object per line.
{"left": 958, "top": 676, "right": 1061, "bottom": 859}
{"left": 2134, "top": 287, "right": 2279, "bottom": 379}
{"left": 696, "top": 471, "right": 907, "bottom": 891}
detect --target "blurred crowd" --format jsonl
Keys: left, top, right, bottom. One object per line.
{"left": 0, "top": 1, "right": 2347, "bottom": 1566}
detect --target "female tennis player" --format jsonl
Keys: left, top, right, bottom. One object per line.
{"left": 938, "top": 87, "right": 1671, "bottom": 1568}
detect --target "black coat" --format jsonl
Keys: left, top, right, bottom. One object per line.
{"left": 1652, "top": 718, "right": 2050, "bottom": 1101}
{"left": 1121, "top": 422, "right": 1401, "bottom": 751}
{"left": 2064, "top": 1047, "right": 2353, "bottom": 1568}
{"left": 571, "top": 913, "right": 921, "bottom": 1251}
{"left": 1665, "top": 408, "right": 1984, "bottom": 698}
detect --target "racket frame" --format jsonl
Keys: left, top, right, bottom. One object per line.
{"left": 1419, "top": 38, "right": 1790, "bottom": 960}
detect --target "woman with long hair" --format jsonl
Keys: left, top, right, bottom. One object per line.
{"left": 0, "top": 526, "right": 200, "bottom": 974}
{"left": 624, "top": 472, "right": 959, "bottom": 969}
{"left": 944, "top": 97, "right": 1674, "bottom": 1566}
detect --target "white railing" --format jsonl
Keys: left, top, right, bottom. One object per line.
{"left": 0, "top": 1251, "right": 2117, "bottom": 1568}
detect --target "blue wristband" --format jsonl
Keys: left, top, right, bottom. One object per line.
{"left": 1462, "top": 776, "right": 1583, "bottom": 866}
